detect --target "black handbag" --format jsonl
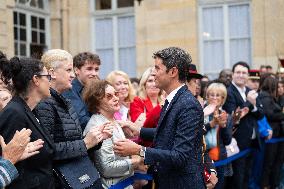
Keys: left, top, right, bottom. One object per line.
{"left": 53, "top": 156, "right": 101, "bottom": 189}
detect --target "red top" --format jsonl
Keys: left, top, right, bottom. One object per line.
{"left": 129, "top": 96, "right": 162, "bottom": 146}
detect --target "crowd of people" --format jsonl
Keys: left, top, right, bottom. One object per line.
{"left": 0, "top": 47, "right": 283, "bottom": 189}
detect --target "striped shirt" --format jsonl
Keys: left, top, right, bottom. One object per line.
{"left": 0, "top": 157, "right": 18, "bottom": 188}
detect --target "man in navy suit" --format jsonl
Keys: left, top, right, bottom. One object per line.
{"left": 114, "top": 47, "right": 205, "bottom": 189}
{"left": 223, "top": 61, "right": 263, "bottom": 189}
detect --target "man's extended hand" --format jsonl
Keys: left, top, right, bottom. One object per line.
{"left": 117, "top": 120, "right": 141, "bottom": 137}
{"left": 113, "top": 138, "right": 142, "bottom": 157}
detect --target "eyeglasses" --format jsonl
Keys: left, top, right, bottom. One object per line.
{"left": 208, "top": 93, "right": 223, "bottom": 98}
{"left": 36, "top": 74, "right": 52, "bottom": 82}
{"left": 105, "top": 91, "right": 119, "bottom": 100}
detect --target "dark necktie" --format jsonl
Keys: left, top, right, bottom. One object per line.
{"left": 162, "top": 99, "right": 169, "bottom": 113}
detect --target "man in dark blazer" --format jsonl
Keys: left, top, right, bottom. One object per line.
{"left": 114, "top": 47, "right": 205, "bottom": 189}
{"left": 223, "top": 61, "right": 263, "bottom": 189}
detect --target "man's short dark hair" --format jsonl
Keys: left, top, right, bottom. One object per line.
{"left": 266, "top": 65, "right": 272, "bottom": 69}
{"left": 232, "top": 61, "right": 250, "bottom": 73}
{"left": 153, "top": 47, "right": 192, "bottom": 82}
{"left": 73, "top": 52, "right": 101, "bottom": 69}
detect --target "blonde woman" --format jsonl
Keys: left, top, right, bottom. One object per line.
{"left": 129, "top": 67, "right": 163, "bottom": 146}
{"left": 34, "top": 49, "right": 107, "bottom": 188}
{"left": 204, "top": 82, "right": 232, "bottom": 189}
{"left": 106, "top": 71, "right": 135, "bottom": 121}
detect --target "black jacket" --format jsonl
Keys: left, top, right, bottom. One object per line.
{"left": 34, "top": 88, "right": 102, "bottom": 189}
{"left": 34, "top": 88, "right": 88, "bottom": 161}
{"left": 223, "top": 83, "right": 264, "bottom": 150}
{"left": 259, "top": 91, "right": 284, "bottom": 137}
{"left": 0, "top": 96, "right": 54, "bottom": 189}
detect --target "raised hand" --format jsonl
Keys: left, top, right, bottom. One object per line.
{"left": 84, "top": 126, "right": 104, "bottom": 149}
{"left": 0, "top": 128, "right": 32, "bottom": 164}
{"left": 218, "top": 110, "right": 228, "bottom": 128}
{"left": 203, "top": 104, "right": 217, "bottom": 117}
{"left": 20, "top": 139, "right": 44, "bottom": 161}
{"left": 246, "top": 90, "right": 258, "bottom": 106}
{"left": 98, "top": 122, "right": 114, "bottom": 140}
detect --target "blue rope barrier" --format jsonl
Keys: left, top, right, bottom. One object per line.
{"left": 109, "top": 172, "right": 153, "bottom": 189}
{"left": 214, "top": 148, "right": 253, "bottom": 167}
{"left": 109, "top": 137, "right": 284, "bottom": 188}
{"left": 265, "top": 137, "right": 284, "bottom": 144}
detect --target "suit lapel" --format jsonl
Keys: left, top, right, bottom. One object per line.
{"left": 231, "top": 84, "right": 245, "bottom": 103}
{"left": 15, "top": 97, "right": 54, "bottom": 148}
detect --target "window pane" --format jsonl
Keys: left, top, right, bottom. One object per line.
{"left": 30, "top": 0, "right": 37, "bottom": 7}
{"left": 19, "top": 13, "right": 26, "bottom": 26}
{"left": 20, "top": 28, "right": 26, "bottom": 41}
{"left": 230, "top": 38, "right": 251, "bottom": 66}
{"left": 19, "top": 0, "right": 26, "bottom": 4}
{"left": 14, "top": 12, "right": 18, "bottom": 25}
{"left": 229, "top": 4, "right": 250, "bottom": 38}
{"left": 95, "top": 0, "right": 111, "bottom": 10}
{"left": 95, "top": 18, "right": 113, "bottom": 48}
{"left": 38, "top": 0, "right": 44, "bottom": 9}
{"left": 32, "top": 31, "right": 38, "bottom": 43}
{"left": 20, "top": 43, "right": 26, "bottom": 56}
{"left": 203, "top": 41, "right": 224, "bottom": 73}
{"left": 118, "top": 16, "right": 135, "bottom": 47}
{"left": 39, "top": 18, "right": 45, "bottom": 30}
{"left": 31, "top": 16, "right": 37, "bottom": 28}
{"left": 202, "top": 7, "right": 223, "bottom": 39}
{"left": 40, "top": 32, "right": 45, "bottom": 44}
{"left": 14, "top": 27, "right": 18, "bottom": 40}
{"left": 14, "top": 42, "right": 18, "bottom": 56}
{"left": 30, "top": 44, "right": 45, "bottom": 59}
{"left": 119, "top": 47, "right": 136, "bottom": 77}
{"left": 96, "top": 49, "right": 114, "bottom": 78}
{"left": 117, "top": 0, "right": 134, "bottom": 8}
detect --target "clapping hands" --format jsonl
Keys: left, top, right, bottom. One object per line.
{"left": 0, "top": 128, "right": 44, "bottom": 164}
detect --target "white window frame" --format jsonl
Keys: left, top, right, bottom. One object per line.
{"left": 14, "top": 0, "right": 50, "bottom": 57}
{"left": 90, "top": 0, "right": 135, "bottom": 71}
{"left": 198, "top": 1, "right": 252, "bottom": 77}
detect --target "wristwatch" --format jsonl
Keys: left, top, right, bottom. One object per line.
{"left": 139, "top": 146, "right": 146, "bottom": 158}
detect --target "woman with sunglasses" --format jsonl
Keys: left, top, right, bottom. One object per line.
{"left": 83, "top": 80, "right": 145, "bottom": 189}
{"left": 0, "top": 55, "right": 54, "bottom": 189}
{"left": 33, "top": 49, "right": 111, "bottom": 188}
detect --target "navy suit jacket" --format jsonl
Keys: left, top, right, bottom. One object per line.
{"left": 223, "top": 83, "right": 264, "bottom": 150}
{"left": 144, "top": 85, "right": 205, "bottom": 189}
